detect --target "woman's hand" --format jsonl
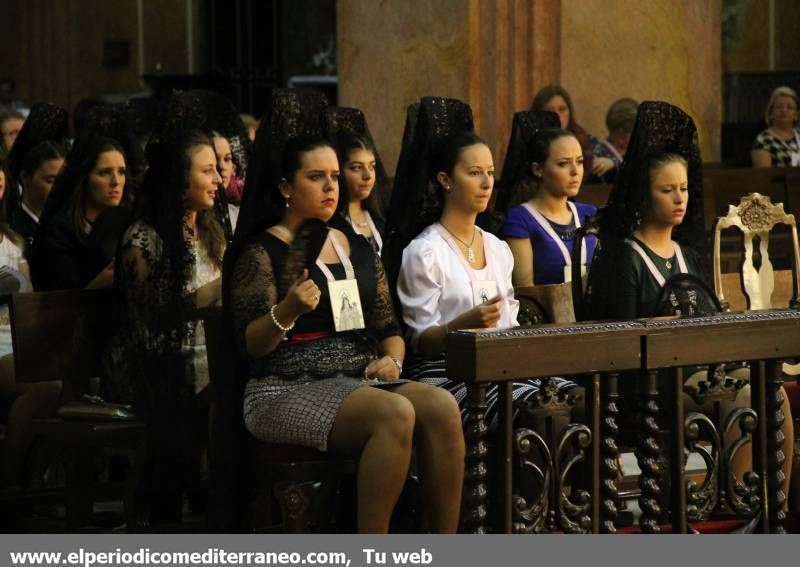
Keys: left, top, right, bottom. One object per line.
{"left": 281, "top": 269, "right": 322, "bottom": 319}
{"left": 458, "top": 295, "right": 503, "bottom": 329}
{"left": 591, "top": 157, "right": 615, "bottom": 176}
{"left": 365, "top": 356, "right": 402, "bottom": 381}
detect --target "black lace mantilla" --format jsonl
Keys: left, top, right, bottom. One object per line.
{"left": 495, "top": 110, "right": 561, "bottom": 213}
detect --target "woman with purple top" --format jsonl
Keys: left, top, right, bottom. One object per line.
{"left": 502, "top": 127, "right": 597, "bottom": 287}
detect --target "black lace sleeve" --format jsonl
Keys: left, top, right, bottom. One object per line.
{"left": 230, "top": 240, "right": 278, "bottom": 358}
{"left": 117, "top": 222, "right": 176, "bottom": 354}
{"left": 366, "top": 251, "right": 401, "bottom": 342}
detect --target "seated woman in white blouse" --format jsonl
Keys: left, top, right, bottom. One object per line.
{"left": 397, "top": 132, "right": 580, "bottom": 424}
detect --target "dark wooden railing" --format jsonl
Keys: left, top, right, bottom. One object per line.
{"left": 447, "top": 309, "right": 800, "bottom": 534}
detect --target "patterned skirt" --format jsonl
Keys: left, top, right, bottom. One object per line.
{"left": 243, "top": 334, "right": 407, "bottom": 452}
{"left": 405, "top": 354, "right": 581, "bottom": 428}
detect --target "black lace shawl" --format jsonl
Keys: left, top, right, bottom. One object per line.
{"left": 494, "top": 110, "right": 561, "bottom": 213}
{"left": 584, "top": 101, "right": 708, "bottom": 321}
{"left": 323, "top": 105, "right": 391, "bottom": 217}
{"left": 382, "top": 96, "right": 475, "bottom": 292}
{"left": 215, "top": 88, "right": 329, "bottom": 529}
{"left": 6, "top": 102, "right": 68, "bottom": 187}
{"left": 123, "top": 96, "right": 166, "bottom": 151}
{"left": 162, "top": 90, "right": 252, "bottom": 242}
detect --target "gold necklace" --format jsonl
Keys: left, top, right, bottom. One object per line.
{"left": 350, "top": 209, "right": 369, "bottom": 228}
{"left": 441, "top": 223, "right": 477, "bottom": 263}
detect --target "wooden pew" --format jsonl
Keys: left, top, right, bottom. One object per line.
{"left": 448, "top": 320, "right": 645, "bottom": 534}
{"left": 447, "top": 310, "right": 800, "bottom": 534}
{"left": 703, "top": 167, "right": 793, "bottom": 218}
{"left": 576, "top": 183, "right": 613, "bottom": 209}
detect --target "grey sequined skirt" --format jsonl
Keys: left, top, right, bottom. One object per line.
{"left": 243, "top": 334, "right": 388, "bottom": 451}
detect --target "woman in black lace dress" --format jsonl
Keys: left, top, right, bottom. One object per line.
{"left": 226, "top": 92, "right": 464, "bottom": 533}
{"left": 105, "top": 129, "right": 225, "bottom": 521}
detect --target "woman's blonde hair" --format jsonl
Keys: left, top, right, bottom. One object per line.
{"left": 765, "top": 85, "right": 800, "bottom": 126}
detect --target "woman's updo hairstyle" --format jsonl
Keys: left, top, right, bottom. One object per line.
{"left": 526, "top": 127, "right": 576, "bottom": 172}
{"left": 280, "top": 135, "right": 335, "bottom": 183}
{"left": 20, "top": 140, "right": 66, "bottom": 178}
{"left": 407, "top": 131, "right": 488, "bottom": 233}
{"left": 429, "top": 131, "right": 488, "bottom": 190}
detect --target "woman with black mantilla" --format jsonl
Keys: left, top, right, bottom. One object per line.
{"left": 389, "top": 97, "right": 581, "bottom": 427}
{"left": 104, "top": 127, "right": 225, "bottom": 522}
{"left": 584, "top": 100, "right": 794, "bottom": 501}
{"left": 224, "top": 89, "right": 464, "bottom": 533}
{"left": 324, "top": 106, "right": 389, "bottom": 256}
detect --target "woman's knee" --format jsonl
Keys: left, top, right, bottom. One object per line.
{"left": 374, "top": 393, "right": 416, "bottom": 442}
{"left": 415, "top": 386, "right": 462, "bottom": 434}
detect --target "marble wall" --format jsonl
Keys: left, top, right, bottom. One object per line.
{"left": 338, "top": 0, "right": 724, "bottom": 170}
{"left": 561, "top": 0, "right": 722, "bottom": 160}
{"left": 338, "top": 0, "right": 560, "bottom": 174}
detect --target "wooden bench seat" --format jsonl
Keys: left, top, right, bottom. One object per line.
{"left": 2, "top": 289, "right": 147, "bottom": 530}
{"left": 201, "top": 306, "right": 359, "bottom": 533}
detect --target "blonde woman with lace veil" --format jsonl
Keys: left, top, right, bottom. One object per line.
{"left": 585, "top": 101, "right": 794, "bottom": 506}
{"left": 105, "top": 128, "right": 225, "bottom": 523}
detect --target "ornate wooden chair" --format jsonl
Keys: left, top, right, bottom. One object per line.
{"left": 713, "top": 193, "right": 800, "bottom": 313}
{"left": 712, "top": 192, "right": 800, "bottom": 512}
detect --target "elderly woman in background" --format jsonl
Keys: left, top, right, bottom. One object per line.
{"left": 752, "top": 86, "right": 800, "bottom": 168}
{"left": 591, "top": 98, "right": 639, "bottom": 183}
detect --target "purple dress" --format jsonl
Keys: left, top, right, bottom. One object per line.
{"left": 502, "top": 201, "right": 598, "bottom": 285}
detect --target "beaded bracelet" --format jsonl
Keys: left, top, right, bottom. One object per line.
{"left": 270, "top": 304, "right": 295, "bottom": 334}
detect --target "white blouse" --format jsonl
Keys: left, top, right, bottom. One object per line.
{"left": 397, "top": 224, "right": 519, "bottom": 351}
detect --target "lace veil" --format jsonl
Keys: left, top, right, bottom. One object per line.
{"left": 37, "top": 103, "right": 142, "bottom": 233}
{"left": 382, "top": 96, "right": 475, "bottom": 290}
{"left": 6, "top": 102, "right": 69, "bottom": 184}
{"left": 159, "top": 90, "right": 252, "bottom": 242}
{"left": 584, "top": 101, "right": 707, "bottom": 320}
{"left": 494, "top": 110, "right": 561, "bottom": 213}
{"left": 323, "top": 106, "right": 391, "bottom": 216}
